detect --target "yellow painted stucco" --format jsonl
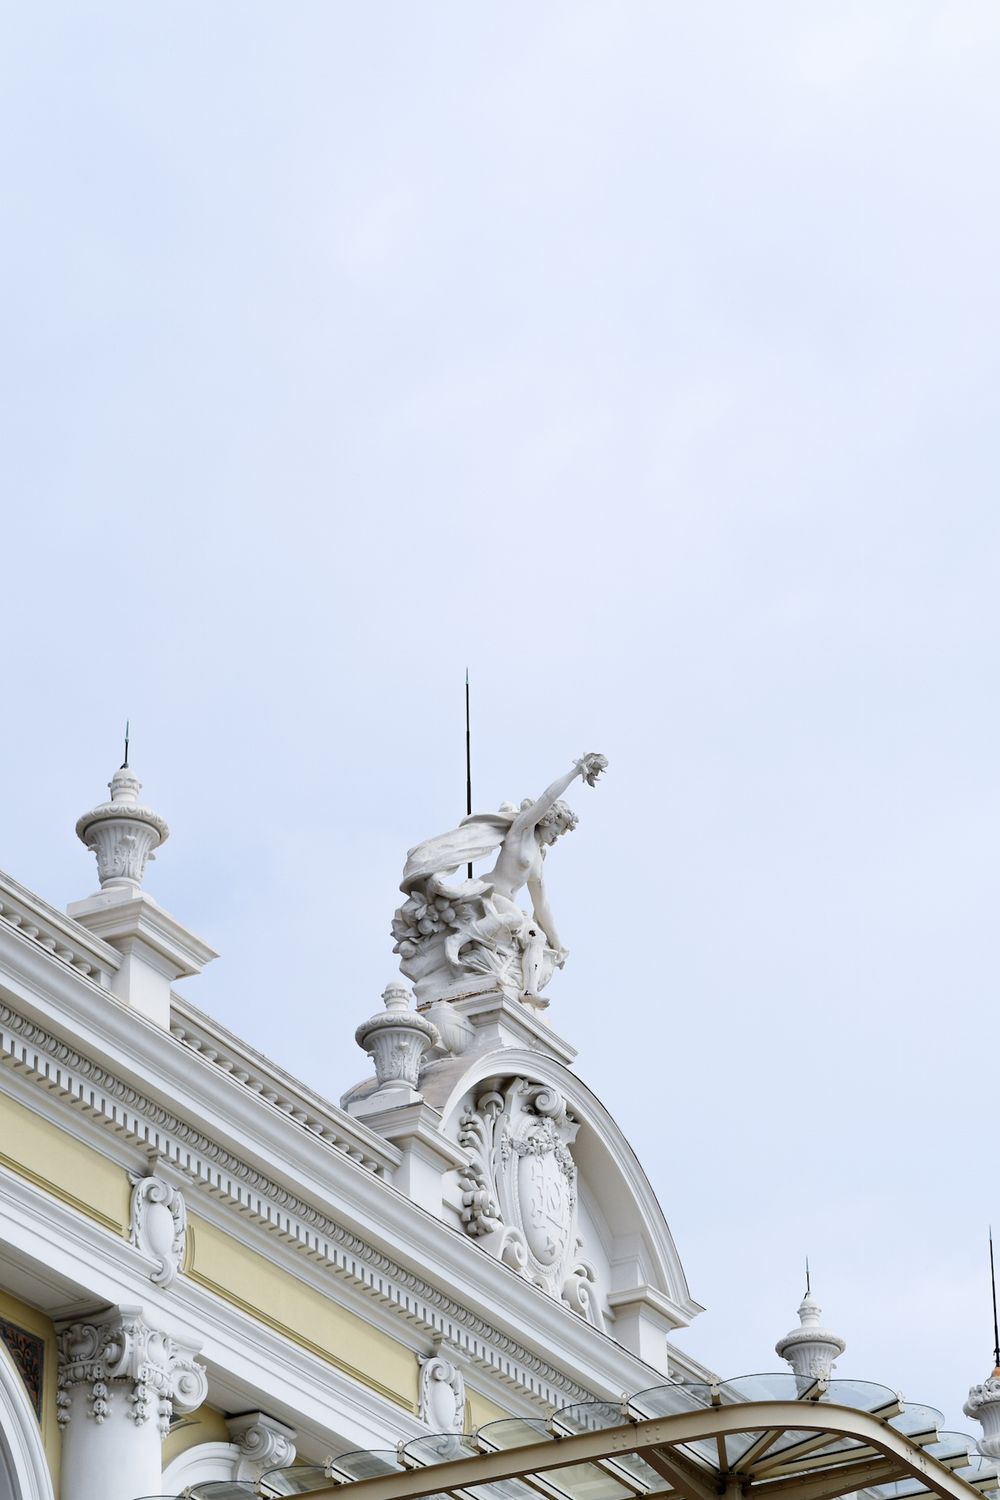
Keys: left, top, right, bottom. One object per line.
{"left": 161, "top": 1402, "right": 231, "bottom": 1465}
{"left": 187, "top": 1215, "right": 418, "bottom": 1411}
{"left": 0, "top": 1090, "right": 131, "bottom": 1235}
{"left": 0, "top": 1287, "right": 60, "bottom": 1493}
{"left": 466, "top": 1389, "right": 512, "bottom": 1429}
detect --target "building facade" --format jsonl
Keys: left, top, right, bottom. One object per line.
{"left": 0, "top": 760, "right": 710, "bottom": 1499}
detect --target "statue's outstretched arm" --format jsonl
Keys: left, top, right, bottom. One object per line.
{"left": 515, "top": 753, "right": 608, "bottom": 832}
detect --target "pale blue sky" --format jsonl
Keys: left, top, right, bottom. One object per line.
{"left": 3, "top": 1, "right": 1000, "bottom": 1432}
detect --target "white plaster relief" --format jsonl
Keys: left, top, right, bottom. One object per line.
{"left": 418, "top": 1354, "right": 465, "bottom": 1432}
{"left": 130, "top": 1171, "right": 186, "bottom": 1287}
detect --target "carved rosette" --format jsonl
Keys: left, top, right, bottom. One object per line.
{"left": 57, "top": 1308, "right": 207, "bottom": 1438}
{"left": 418, "top": 1353, "right": 466, "bottom": 1433}
{"left": 76, "top": 767, "right": 169, "bottom": 890}
{"left": 457, "top": 1079, "right": 600, "bottom": 1321}
{"left": 130, "top": 1173, "right": 186, "bottom": 1287}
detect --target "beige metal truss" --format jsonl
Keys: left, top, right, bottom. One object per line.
{"left": 285, "top": 1401, "right": 995, "bottom": 1500}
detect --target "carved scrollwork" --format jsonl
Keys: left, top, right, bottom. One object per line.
{"left": 418, "top": 1353, "right": 466, "bottom": 1433}
{"left": 456, "top": 1078, "right": 604, "bottom": 1321}
{"left": 130, "top": 1172, "right": 187, "bottom": 1287}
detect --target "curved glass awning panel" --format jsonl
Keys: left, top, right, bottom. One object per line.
{"left": 149, "top": 1374, "right": 997, "bottom": 1500}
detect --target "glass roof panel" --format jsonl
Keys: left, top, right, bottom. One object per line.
{"left": 889, "top": 1405, "right": 944, "bottom": 1442}
{"left": 543, "top": 1461, "right": 637, "bottom": 1500}
{"left": 477, "top": 1419, "right": 552, "bottom": 1451}
{"left": 926, "top": 1433, "right": 974, "bottom": 1468}
{"left": 823, "top": 1379, "right": 899, "bottom": 1414}
{"left": 629, "top": 1384, "right": 714, "bottom": 1419}
{"left": 718, "top": 1373, "right": 817, "bottom": 1404}
{"left": 188, "top": 1486, "right": 260, "bottom": 1499}
{"left": 330, "top": 1451, "right": 407, "bottom": 1482}
{"left": 464, "top": 1480, "right": 547, "bottom": 1500}
{"left": 553, "top": 1402, "right": 629, "bottom": 1435}
{"left": 404, "top": 1435, "right": 480, "bottom": 1465}
{"left": 260, "top": 1470, "right": 340, "bottom": 1496}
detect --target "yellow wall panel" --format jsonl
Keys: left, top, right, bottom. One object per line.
{"left": 162, "top": 1402, "right": 231, "bottom": 1465}
{"left": 466, "top": 1389, "right": 512, "bottom": 1430}
{"left": 0, "top": 1090, "right": 130, "bottom": 1235}
{"left": 187, "top": 1215, "right": 418, "bottom": 1411}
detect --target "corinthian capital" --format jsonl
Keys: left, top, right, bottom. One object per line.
{"left": 57, "top": 1305, "right": 207, "bottom": 1437}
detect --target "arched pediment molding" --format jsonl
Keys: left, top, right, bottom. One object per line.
{"left": 426, "top": 1046, "right": 702, "bottom": 1330}
{"left": 0, "top": 1341, "right": 54, "bottom": 1500}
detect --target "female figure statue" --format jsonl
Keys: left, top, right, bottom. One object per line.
{"left": 392, "top": 753, "right": 608, "bottom": 1003}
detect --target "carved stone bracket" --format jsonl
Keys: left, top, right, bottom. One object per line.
{"left": 227, "top": 1411, "right": 297, "bottom": 1479}
{"left": 130, "top": 1171, "right": 186, "bottom": 1287}
{"left": 418, "top": 1352, "right": 466, "bottom": 1433}
{"left": 57, "top": 1307, "right": 207, "bottom": 1438}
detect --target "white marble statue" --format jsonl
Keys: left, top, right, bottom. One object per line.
{"left": 391, "top": 753, "right": 608, "bottom": 1004}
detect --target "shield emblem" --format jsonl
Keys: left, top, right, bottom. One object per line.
{"left": 519, "top": 1148, "right": 570, "bottom": 1267}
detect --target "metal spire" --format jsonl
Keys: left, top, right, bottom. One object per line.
{"left": 990, "top": 1227, "right": 999, "bottom": 1371}
{"left": 121, "top": 719, "right": 130, "bottom": 770}
{"left": 465, "top": 670, "right": 473, "bottom": 879}
{"left": 805, "top": 1256, "right": 811, "bottom": 1297}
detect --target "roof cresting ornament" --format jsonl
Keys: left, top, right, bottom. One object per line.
{"left": 775, "top": 1264, "right": 846, "bottom": 1381}
{"left": 75, "top": 729, "right": 169, "bottom": 892}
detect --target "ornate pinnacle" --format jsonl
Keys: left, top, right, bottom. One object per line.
{"left": 76, "top": 766, "right": 169, "bottom": 891}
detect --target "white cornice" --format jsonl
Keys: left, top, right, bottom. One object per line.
{"left": 0, "top": 949, "right": 679, "bottom": 1408}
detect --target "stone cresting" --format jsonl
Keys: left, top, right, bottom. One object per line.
{"left": 0, "top": 874, "right": 118, "bottom": 987}
{"left": 57, "top": 1309, "right": 206, "bottom": 1437}
{"left": 0, "top": 1000, "right": 595, "bottom": 1410}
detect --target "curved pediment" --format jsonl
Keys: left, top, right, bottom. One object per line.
{"left": 417, "top": 1044, "right": 702, "bottom": 1372}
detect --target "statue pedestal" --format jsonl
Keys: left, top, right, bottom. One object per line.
{"left": 419, "top": 988, "right": 576, "bottom": 1066}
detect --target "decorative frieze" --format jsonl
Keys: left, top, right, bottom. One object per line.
{"left": 0, "top": 1318, "right": 44, "bottom": 1418}
{"left": 0, "top": 1001, "right": 594, "bottom": 1410}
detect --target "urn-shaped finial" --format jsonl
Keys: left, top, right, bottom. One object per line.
{"left": 776, "top": 1289, "right": 846, "bottom": 1381}
{"left": 76, "top": 766, "right": 170, "bottom": 891}
{"left": 965, "top": 1371, "right": 1000, "bottom": 1458}
{"left": 355, "top": 982, "right": 440, "bottom": 1095}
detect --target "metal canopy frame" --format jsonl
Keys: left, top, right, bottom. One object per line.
{"left": 270, "top": 1399, "right": 997, "bottom": 1500}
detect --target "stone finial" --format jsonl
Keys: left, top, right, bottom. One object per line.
{"left": 355, "top": 982, "right": 440, "bottom": 1097}
{"left": 775, "top": 1290, "right": 846, "bottom": 1380}
{"left": 965, "top": 1371, "right": 1000, "bottom": 1458}
{"left": 76, "top": 766, "right": 169, "bottom": 891}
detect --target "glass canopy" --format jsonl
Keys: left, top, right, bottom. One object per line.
{"left": 133, "top": 1371, "right": 1000, "bottom": 1500}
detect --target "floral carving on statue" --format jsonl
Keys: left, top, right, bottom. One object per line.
{"left": 392, "top": 754, "right": 608, "bottom": 1005}
{"left": 130, "top": 1172, "right": 187, "bottom": 1287}
{"left": 57, "top": 1308, "right": 206, "bottom": 1437}
{"left": 458, "top": 1079, "right": 602, "bottom": 1326}
{"left": 418, "top": 1353, "right": 466, "bottom": 1433}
